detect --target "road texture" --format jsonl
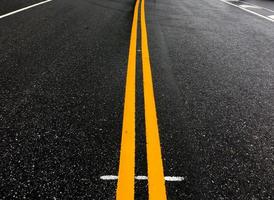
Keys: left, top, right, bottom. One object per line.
{"left": 0, "top": 0, "right": 273, "bottom": 199}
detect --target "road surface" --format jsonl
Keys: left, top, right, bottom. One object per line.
{"left": 0, "top": 0, "right": 273, "bottom": 199}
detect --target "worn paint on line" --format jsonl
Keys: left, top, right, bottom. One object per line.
{"left": 220, "top": 0, "right": 274, "bottom": 22}
{"left": 140, "top": 0, "right": 167, "bottom": 199}
{"left": 116, "top": 0, "right": 140, "bottom": 199}
{"left": 239, "top": 5, "right": 261, "bottom": 9}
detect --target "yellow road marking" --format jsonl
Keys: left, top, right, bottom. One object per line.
{"left": 117, "top": 0, "right": 167, "bottom": 198}
{"left": 116, "top": 0, "right": 140, "bottom": 199}
{"left": 141, "top": 0, "right": 167, "bottom": 199}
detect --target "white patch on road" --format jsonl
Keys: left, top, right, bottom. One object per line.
{"left": 135, "top": 176, "right": 148, "bottom": 180}
{"left": 219, "top": 0, "right": 274, "bottom": 23}
{"left": 100, "top": 175, "right": 118, "bottom": 180}
{"left": 268, "top": 15, "right": 274, "bottom": 20}
{"left": 0, "top": 0, "right": 53, "bottom": 20}
{"left": 165, "top": 176, "right": 185, "bottom": 181}
{"left": 100, "top": 175, "right": 185, "bottom": 181}
{"left": 239, "top": 5, "right": 261, "bottom": 9}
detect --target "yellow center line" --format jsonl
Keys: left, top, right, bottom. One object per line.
{"left": 117, "top": 0, "right": 167, "bottom": 198}
{"left": 141, "top": 0, "right": 167, "bottom": 199}
{"left": 116, "top": 0, "right": 140, "bottom": 199}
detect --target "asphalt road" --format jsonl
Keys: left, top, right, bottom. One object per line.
{"left": 0, "top": 0, "right": 273, "bottom": 199}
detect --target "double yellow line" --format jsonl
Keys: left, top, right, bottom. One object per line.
{"left": 116, "top": 0, "right": 167, "bottom": 199}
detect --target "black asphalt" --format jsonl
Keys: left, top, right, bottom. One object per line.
{"left": 146, "top": 0, "right": 274, "bottom": 199}
{"left": 0, "top": 0, "right": 134, "bottom": 199}
{"left": 0, "top": 0, "right": 274, "bottom": 199}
